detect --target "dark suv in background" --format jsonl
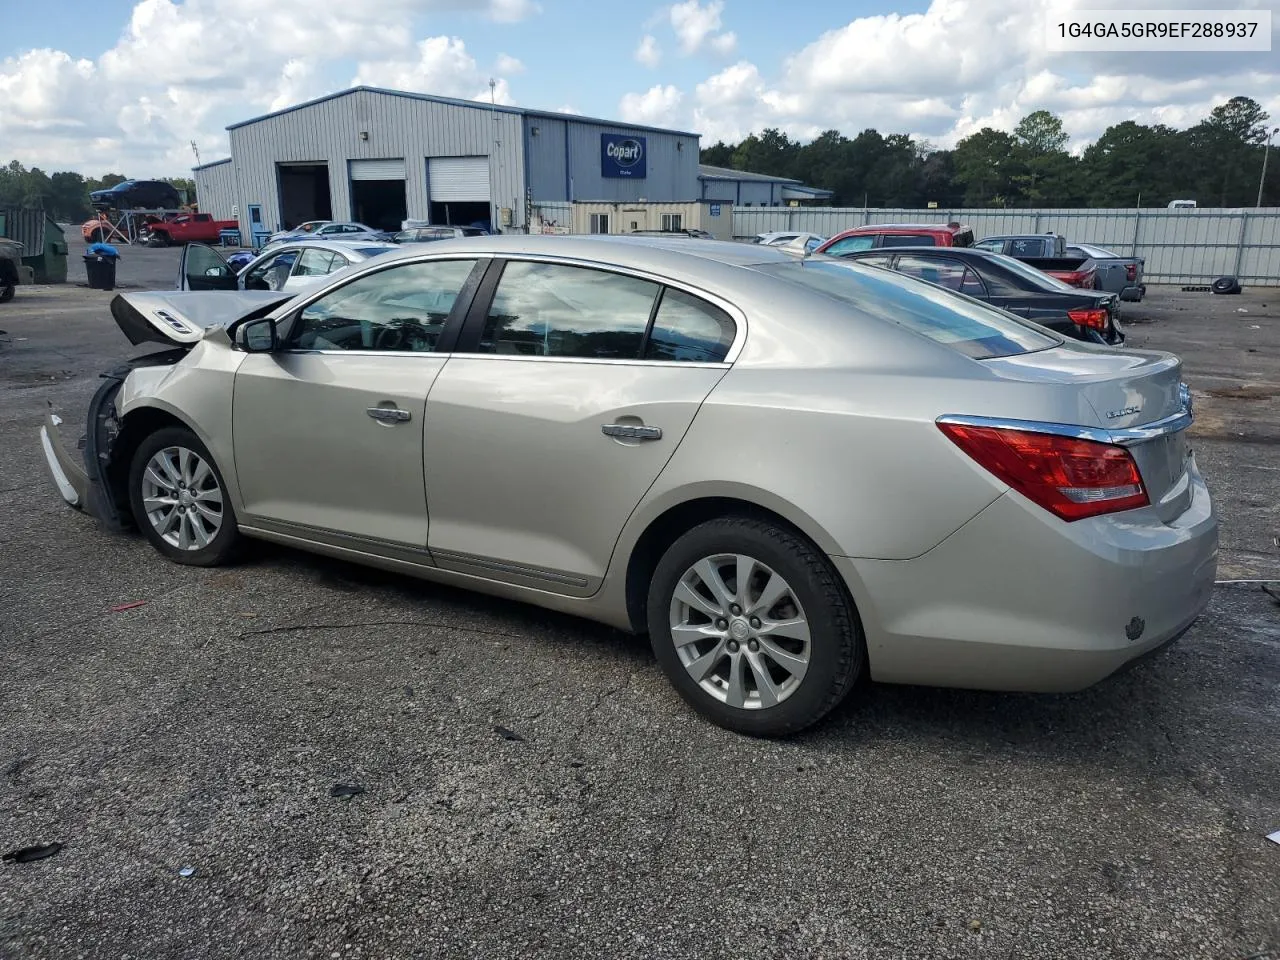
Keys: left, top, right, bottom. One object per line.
{"left": 90, "top": 180, "right": 183, "bottom": 210}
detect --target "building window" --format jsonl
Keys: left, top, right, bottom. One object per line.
{"left": 662, "top": 213, "right": 682, "bottom": 231}
{"left": 589, "top": 213, "right": 610, "bottom": 234}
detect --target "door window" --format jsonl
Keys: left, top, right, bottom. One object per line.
{"left": 290, "top": 259, "right": 478, "bottom": 353}
{"left": 880, "top": 233, "right": 935, "bottom": 247}
{"left": 895, "top": 255, "right": 967, "bottom": 290}
{"left": 293, "top": 247, "right": 339, "bottom": 277}
{"left": 478, "top": 261, "right": 658, "bottom": 359}
{"left": 1009, "top": 239, "right": 1041, "bottom": 258}
{"left": 644, "top": 289, "right": 736, "bottom": 363}
{"left": 823, "top": 235, "right": 875, "bottom": 256}
{"left": 854, "top": 254, "right": 894, "bottom": 268}
{"left": 183, "top": 244, "right": 232, "bottom": 285}
{"left": 972, "top": 239, "right": 1004, "bottom": 253}
{"left": 244, "top": 250, "right": 299, "bottom": 290}
{"left": 959, "top": 268, "right": 987, "bottom": 297}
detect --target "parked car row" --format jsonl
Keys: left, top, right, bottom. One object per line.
{"left": 40, "top": 234, "right": 1216, "bottom": 738}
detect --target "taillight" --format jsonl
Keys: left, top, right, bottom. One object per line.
{"left": 938, "top": 422, "right": 1148, "bottom": 521}
{"left": 1126, "top": 263, "right": 1137, "bottom": 282}
{"left": 1067, "top": 307, "right": 1108, "bottom": 330}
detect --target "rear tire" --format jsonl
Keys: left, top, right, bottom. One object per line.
{"left": 647, "top": 516, "right": 865, "bottom": 737}
{"left": 0, "top": 284, "right": 13, "bottom": 304}
{"left": 128, "top": 426, "right": 241, "bottom": 566}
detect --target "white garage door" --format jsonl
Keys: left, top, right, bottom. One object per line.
{"left": 350, "top": 159, "right": 406, "bottom": 181}
{"left": 428, "top": 157, "right": 490, "bottom": 201}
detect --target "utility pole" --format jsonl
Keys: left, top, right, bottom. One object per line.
{"left": 1257, "top": 126, "right": 1279, "bottom": 208}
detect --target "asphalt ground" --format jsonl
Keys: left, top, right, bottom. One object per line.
{"left": 1, "top": 237, "right": 1277, "bottom": 960}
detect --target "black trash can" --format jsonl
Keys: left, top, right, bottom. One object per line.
{"left": 84, "top": 254, "right": 118, "bottom": 291}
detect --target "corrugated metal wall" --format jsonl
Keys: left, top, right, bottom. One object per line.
{"left": 227, "top": 89, "right": 526, "bottom": 238}
{"left": 193, "top": 160, "right": 236, "bottom": 221}
{"left": 526, "top": 118, "right": 699, "bottom": 203}
{"left": 730, "top": 207, "right": 1280, "bottom": 285}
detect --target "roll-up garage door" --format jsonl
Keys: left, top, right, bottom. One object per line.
{"left": 350, "top": 159, "right": 406, "bottom": 181}
{"left": 428, "top": 157, "right": 490, "bottom": 201}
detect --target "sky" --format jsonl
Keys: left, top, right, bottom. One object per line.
{"left": 2, "top": 0, "right": 1279, "bottom": 178}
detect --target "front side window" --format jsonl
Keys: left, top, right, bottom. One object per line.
{"left": 479, "top": 262, "right": 658, "bottom": 358}
{"left": 645, "top": 289, "right": 735, "bottom": 363}
{"left": 291, "top": 259, "right": 477, "bottom": 353}
{"left": 973, "top": 239, "right": 1004, "bottom": 253}
{"left": 823, "top": 235, "right": 875, "bottom": 256}
{"left": 959, "top": 268, "right": 987, "bottom": 298}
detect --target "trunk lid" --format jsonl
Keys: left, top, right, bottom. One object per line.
{"left": 981, "top": 346, "right": 1192, "bottom": 518}
{"left": 109, "top": 290, "right": 293, "bottom": 347}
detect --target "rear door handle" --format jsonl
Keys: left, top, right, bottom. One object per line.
{"left": 367, "top": 407, "right": 412, "bottom": 424}
{"left": 602, "top": 423, "right": 662, "bottom": 441}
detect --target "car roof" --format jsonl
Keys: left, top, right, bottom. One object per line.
{"left": 842, "top": 223, "right": 968, "bottom": 233}
{"left": 257, "top": 239, "right": 396, "bottom": 257}
{"left": 837, "top": 246, "right": 1005, "bottom": 260}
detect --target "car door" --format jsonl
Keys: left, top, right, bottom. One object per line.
{"left": 179, "top": 243, "right": 239, "bottom": 291}
{"left": 231, "top": 256, "right": 484, "bottom": 554}
{"left": 423, "top": 259, "right": 739, "bottom": 594}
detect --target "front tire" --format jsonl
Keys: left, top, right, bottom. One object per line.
{"left": 127, "top": 426, "right": 241, "bottom": 566}
{"left": 647, "top": 517, "right": 865, "bottom": 737}
{"left": 0, "top": 284, "right": 13, "bottom": 304}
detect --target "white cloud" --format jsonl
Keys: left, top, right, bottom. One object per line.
{"left": 495, "top": 53, "right": 526, "bottom": 74}
{"left": 619, "top": 84, "right": 684, "bottom": 126}
{"left": 635, "top": 34, "right": 662, "bottom": 68}
{"left": 354, "top": 36, "right": 515, "bottom": 104}
{"left": 485, "top": 0, "right": 540, "bottom": 22}
{"left": 669, "top": 0, "right": 736, "bottom": 55}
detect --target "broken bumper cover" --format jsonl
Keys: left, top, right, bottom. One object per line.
{"left": 40, "top": 410, "right": 89, "bottom": 510}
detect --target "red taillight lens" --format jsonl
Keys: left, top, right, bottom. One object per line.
{"left": 938, "top": 423, "right": 1149, "bottom": 521}
{"left": 1126, "top": 263, "right": 1137, "bottom": 281}
{"left": 1067, "top": 307, "right": 1108, "bottom": 330}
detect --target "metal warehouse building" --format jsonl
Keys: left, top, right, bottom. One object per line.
{"left": 194, "top": 86, "right": 703, "bottom": 242}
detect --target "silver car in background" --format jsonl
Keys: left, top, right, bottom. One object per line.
{"left": 40, "top": 236, "right": 1217, "bottom": 736}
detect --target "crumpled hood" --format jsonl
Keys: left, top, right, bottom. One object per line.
{"left": 109, "top": 290, "right": 294, "bottom": 347}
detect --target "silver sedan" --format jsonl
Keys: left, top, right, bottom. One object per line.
{"left": 40, "top": 236, "right": 1217, "bottom": 736}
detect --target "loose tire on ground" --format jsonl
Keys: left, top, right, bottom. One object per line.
{"left": 1211, "top": 276, "right": 1242, "bottom": 295}
{"left": 647, "top": 516, "right": 865, "bottom": 737}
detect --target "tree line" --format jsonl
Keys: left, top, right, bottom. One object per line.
{"left": 0, "top": 163, "right": 196, "bottom": 222}
{"left": 700, "top": 96, "right": 1278, "bottom": 209}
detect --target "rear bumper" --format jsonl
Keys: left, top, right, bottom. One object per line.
{"left": 833, "top": 458, "right": 1217, "bottom": 693}
{"left": 39, "top": 411, "right": 90, "bottom": 510}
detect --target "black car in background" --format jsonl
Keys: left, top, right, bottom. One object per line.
{"left": 831, "top": 246, "right": 1124, "bottom": 345}
{"left": 90, "top": 180, "right": 183, "bottom": 210}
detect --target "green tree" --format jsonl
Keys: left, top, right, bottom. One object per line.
{"left": 952, "top": 128, "right": 1019, "bottom": 206}
{"left": 699, "top": 141, "right": 735, "bottom": 167}
{"left": 1014, "top": 110, "right": 1070, "bottom": 153}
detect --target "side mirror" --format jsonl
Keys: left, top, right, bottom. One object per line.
{"left": 238, "top": 317, "right": 278, "bottom": 352}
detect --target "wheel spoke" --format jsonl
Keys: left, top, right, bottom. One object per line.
{"left": 179, "top": 448, "right": 195, "bottom": 486}
{"left": 724, "top": 653, "right": 748, "bottom": 709}
{"left": 193, "top": 501, "right": 221, "bottom": 526}
{"left": 735, "top": 555, "right": 758, "bottom": 604}
{"left": 749, "top": 571, "right": 790, "bottom": 618}
{"left": 671, "top": 622, "right": 720, "bottom": 650}
{"left": 143, "top": 495, "right": 177, "bottom": 513}
{"left": 157, "top": 506, "right": 180, "bottom": 536}
{"left": 694, "top": 558, "right": 734, "bottom": 611}
{"left": 144, "top": 465, "right": 176, "bottom": 493}
{"left": 745, "top": 650, "right": 782, "bottom": 708}
{"left": 761, "top": 616, "right": 811, "bottom": 646}
{"left": 189, "top": 513, "right": 212, "bottom": 548}
{"left": 194, "top": 485, "right": 223, "bottom": 505}
{"left": 686, "top": 639, "right": 728, "bottom": 682}
{"left": 190, "top": 457, "right": 212, "bottom": 489}
{"left": 158, "top": 451, "right": 182, "bottom": 486}
{"left": 758, "top": 636, "right": 809, "bottom": 679}
{"left": 178, "top": 511, "right": 193, "bottom": 550}
{"left": 674, "top": 580, "right": 723, "bottom": 620}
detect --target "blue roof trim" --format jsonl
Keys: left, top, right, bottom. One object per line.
{"left": 192, "top": 157, "right": 232, "bottom": 171}
{"left": 226, "top": 85, "right": 700, "bottom": 138}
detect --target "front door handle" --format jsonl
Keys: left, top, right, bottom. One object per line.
{"left": 367, "top": 407, "right": 412, "bottom": 424}
{"left": 602, "top": 423, "right": 662, "bottom": 441}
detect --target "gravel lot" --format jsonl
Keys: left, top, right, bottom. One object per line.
{"left": 1, "top": 238, "right": 1278, "bottom": 960}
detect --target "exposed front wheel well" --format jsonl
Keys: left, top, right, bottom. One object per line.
{"left": 624, "top": 497, "right": 831, "bottom": 634}
{"left": 105, "top": 407, "right": 192, "bottom": 520}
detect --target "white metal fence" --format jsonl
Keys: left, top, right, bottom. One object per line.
{"left": 732, "top": 207, "right": 1280, "bottom": 286}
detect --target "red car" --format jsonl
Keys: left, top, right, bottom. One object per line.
{"left": 816, "top": 222, "right": 975, "bottom": 256}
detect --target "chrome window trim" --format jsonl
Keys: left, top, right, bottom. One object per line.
{"left": 445, "top": 353, "right": 731, "bottom": 369}
{"left": 267, "top": 251, "right": 749, "bottom": 365}
{"left": 937, "top": 407, "right": 1193, "bottom": 447}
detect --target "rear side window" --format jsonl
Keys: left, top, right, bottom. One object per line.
{"left": 881, "top": 234, "right": 935, "bottom": 247}
{"left": 1009, "top": 239, "right": 1042, "bottom": 258}
{"left": 760, "top": 259, "right": 1057, "bottom": 360}
{"left": 645, "top": 289, "right": 735, "bottom": 363}
{"left": 479, "top": 261, "right": 658, "bottom": 358}
{"left": 823, "top": 235, "right": 875, "bottom": 256}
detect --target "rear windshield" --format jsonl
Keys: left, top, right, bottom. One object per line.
{"left": 761, "top": 259, "right": 1058, "bottom": 359}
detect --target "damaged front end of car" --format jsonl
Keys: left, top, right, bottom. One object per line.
{"left": 40, "top": 290, "right": 292, "bottom": 529}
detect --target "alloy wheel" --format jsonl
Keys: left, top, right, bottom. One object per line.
{"left": 668, "top": 553, "right": 811, "bottom": 710}
{"left": 140, "top": 445, "right": 224, "bottom": 550}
